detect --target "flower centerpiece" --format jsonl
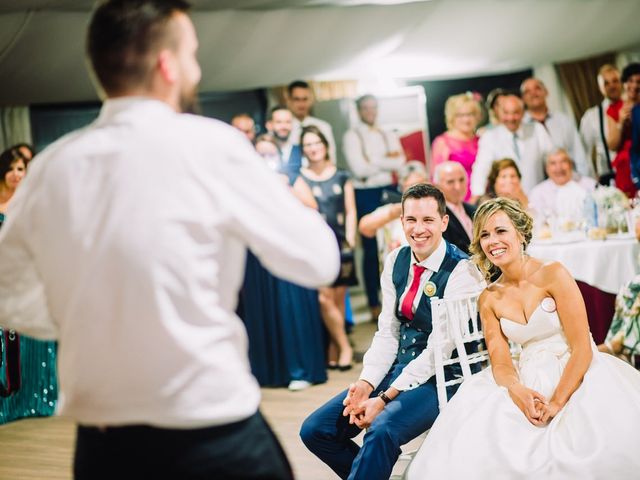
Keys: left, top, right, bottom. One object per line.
{"left": 591, "top": 186, "right": 630, "bottom": 234}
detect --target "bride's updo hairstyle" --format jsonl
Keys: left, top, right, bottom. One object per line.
{"left": 470, "top": 197, "right": 533, "bottom": 279}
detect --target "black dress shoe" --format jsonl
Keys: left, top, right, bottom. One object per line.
{"left": 327, "top": 363, "right": 339, "bottom": 370}
{"left": 337, "top": 364, "right": 353, "bottom": 372}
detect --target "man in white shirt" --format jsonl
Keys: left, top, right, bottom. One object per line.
{"left": 579, "top": 64, "right": 623, "bottom": 183}
{"left": 343, "top": 94, "right": 406, "bottom": 319}
{"left": 286, "top": 79, "right": 337, "bottom": 162}
{"left": 265, "top": 105, "right": 303, "bottom": 182}
{"left": 0, "top": 1, "right": 339, "bottom": 478}
{"left": 529, "top": 148, "right": 597, "bottom": 225}
{"left": 471, "top": 94, "right": 553, "bottom": 197}
{"left": 301, "top": 184, "right": 484, "bottom": 480}
{"left": 521, "top": 77, "right": 592, "bottom": 179}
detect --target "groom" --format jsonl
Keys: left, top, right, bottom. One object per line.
{"left": 300, "top": 183, "right": 485, "bottom": 480}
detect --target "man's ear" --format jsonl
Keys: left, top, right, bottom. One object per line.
{"left": 157, "top": 49, "right": 177, "bottom": 84}
{"left": 441, "top": 213, "right": 449, "bottom": 232}
{"left": 266, "top": 120, "right": 273, "bottom": 132}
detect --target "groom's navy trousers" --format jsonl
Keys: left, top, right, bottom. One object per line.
{"left": 300, "top": 364, "right": 442, "bottom": 480}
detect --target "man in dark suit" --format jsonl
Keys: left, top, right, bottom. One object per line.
{"left": 266, "top": 105, "right": 302, "bottom": 182}
{"left": 435, "top": 161, "right": 476, "bottom": 253}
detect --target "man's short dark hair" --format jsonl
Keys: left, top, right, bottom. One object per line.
{"left": 622, "top": 63, "right": 640, "bottom": 83}
{"left": 287, "top": 80, "right": 310, "bottom": 96}
{"left": 355, "top": 94, "right": 376, "bottom": 110}
{"left": 268, "top": 104, "right": 290, "bottom": 120}
{"left": 401, "top": 183, "right": 446, "bottom": 217}
{"left": 87, "top": 0, "right": 191, "bottom": 95}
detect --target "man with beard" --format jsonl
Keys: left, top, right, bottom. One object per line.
{"left": 0, "top": 1, "right": 339, "bottom": 479}
{"left": 266, "top": 105, "right": 303, "bottom": 182}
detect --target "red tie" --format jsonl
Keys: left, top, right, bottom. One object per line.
{"left": 400, "top": 264, "right": 427, "bottom": 321}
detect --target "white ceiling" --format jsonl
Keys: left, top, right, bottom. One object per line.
{"left": 0, "top": 0, "right": 638, "bottom": 104}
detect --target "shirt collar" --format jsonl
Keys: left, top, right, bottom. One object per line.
{"left": 411, "top": 238, "right": 447, "bottom": 273}
{"left": 97, "top": 96, "right": 176, "bottom": 124}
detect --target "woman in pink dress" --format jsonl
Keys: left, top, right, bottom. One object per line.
{"left": 431, "top": 93, "right": 482, "bottom": 201}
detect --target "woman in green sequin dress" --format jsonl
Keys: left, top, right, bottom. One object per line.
{"left": 0, "top": 147, "right": 58, "bottom": 424}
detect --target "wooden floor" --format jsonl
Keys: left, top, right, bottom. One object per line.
{"left": 0, "top": 320, "right": 424, "bottom": 480}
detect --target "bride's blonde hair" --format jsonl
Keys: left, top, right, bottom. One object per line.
{"left": 470, "top": 197, "right": 533, "bottom": 279}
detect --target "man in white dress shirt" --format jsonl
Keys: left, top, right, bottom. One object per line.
{"left": 344, "top": 94, "right": 406, "bottom": 319}
{"left": 301, "top": 184, "right": 484, "bottom": 480}
{"left": 579, "top": 64, "right": 623, "bottom": 183}
{"left": 521, "top": 77, "right": 592, "bottom": 179}
{"left": 286, "top": 79, "right": 337, "bottom": 162}
{"left": 529, "top": 148, "right": 597, "bottom": 225}
{"left": 471, "top": 94, "right": 553, "bottom": 198}
{"left": 0, "top": 1, "right": 339, "bottom": 478}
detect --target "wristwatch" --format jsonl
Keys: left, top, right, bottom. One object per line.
{"left": 377, "top": 391, "right": 392, "bottom": 405}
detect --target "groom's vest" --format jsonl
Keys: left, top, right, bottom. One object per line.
{"left": 392, "top": 242, "right": 467, "bottom": 368}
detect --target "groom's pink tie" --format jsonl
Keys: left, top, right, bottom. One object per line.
{"left": 400, "top": 264, "right": 426, "bottom": 321}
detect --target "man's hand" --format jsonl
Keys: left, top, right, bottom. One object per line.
{"left": 352, "top": 397, "right": 385, "bottom": 429}
{"left": 342, "top": 380, "right": 374, "bottom": 419}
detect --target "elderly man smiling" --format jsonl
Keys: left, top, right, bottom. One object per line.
{"left": 528, "top": 148, "right": 597, "bottom": 225}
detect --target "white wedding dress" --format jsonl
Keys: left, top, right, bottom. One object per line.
{"left": 406, "top": 297, "right": 640, "bottom": 480}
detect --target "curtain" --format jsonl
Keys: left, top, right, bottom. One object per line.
{"left": 554, "top": 52, "right": 616, "bottom": 124}
{"left": 0, "top": 106, "right": 32, "bottom": 154}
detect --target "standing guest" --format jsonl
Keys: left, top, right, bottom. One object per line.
{"left": 0, "top": 147, "right": 57, "bottom": 425}
{"left": 528, "top": 149, "right": 596, "bottom": 224}
{"left": 287, "top": 80, "right": 336, "bottom": 162}
{"left": 405, "top": 198, "right": 640, "bottom": 479}
{"left": 230, "top": 112, "right": 256, "bottom": 144}
{"left": 579, "top": 64, "right": 623, "bottom": 183}
{"left": 521, "top": 78, "right": 592, "bottom": 178}
{"left": 265, "top": 105, "right": 303, "bottom": 183}
{"left": 607, "top": 63, "right": 640, "bottom": 197}
{"left": 434, "top": 161, "right": 476, "bottom": 253}
{"left": 343, "top": 94, "right": 406, "bottom": 321}
{"left": 430, "top": 93, "right": 481, "bottom": 200}
{"left": 301, "top": 125, "right": 357, "bottom": 370}
{"left": 0, "top": 2, "right": 339, "bottom": 479}
{"left": 240, "top": 133, "right": 326, "bottom": 392}
{"left": 300, "top": 183, "right": 485, "bottom": 480}
{"left": 471, "top": 94, "right": 553, "bottom": 200}
{"left": 479, "top": 158, "right": 529, "bottom": 209}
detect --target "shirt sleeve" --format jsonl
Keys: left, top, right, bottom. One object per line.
{"left": 567, "top": 120, "right": 593, "bottom": 178}
{"left": 224, "top": 130, "right": 340, "bottom": 288}
{"left": 0, "top": 163, "right": 58, "bottom": 339}
{"left": 390, "top": 259, "right": 486, "bottom": 391}
{"left": 359, "top": 248, "right": 402, "bottom": 388}
{"left": 342, "top": 129, "right": 379, "bottom": 180}
{"left": 471, "top": 133, "right": 494, "bottom": 196}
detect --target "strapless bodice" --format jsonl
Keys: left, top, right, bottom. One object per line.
{"left": 499, "top": 297, "right": 566, "bottom": 347}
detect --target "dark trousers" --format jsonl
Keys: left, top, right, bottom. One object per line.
{"left": 74, "top": 411, "right": 293, "bottom": 480}
{"left": 300, "top": 366, "right": 440, "bottom": 480}
{"left": 355, "top": 186, "right": 391, "bottom": 309}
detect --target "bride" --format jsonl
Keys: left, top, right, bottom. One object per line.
{"left": 406, "top": 197, "right": 640, "bottom": 479}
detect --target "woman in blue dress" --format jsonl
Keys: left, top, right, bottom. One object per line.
{"left": 300, "top": 126, "right": 358, "bottom": 370}
{"left": 238, "top": 134, "right": 327, "bottom": 391}
{"left": 0, "top": 146, "right": 58, "bottom": 424}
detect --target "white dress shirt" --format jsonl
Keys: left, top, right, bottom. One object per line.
{"left": 471, "top": 123, "right": 553, "bottom": 196}
{"left": 343, "top": 124, "right": 406, "bottom": 189}
{"left": 290, "top": 114, "right": 336, "bottom": 163}
{"left": 524, "top": 111, "right": 593, "bottom": 178}
{"left": 359, "top": 239, "right": 485, "bottom": 391}
{"left": 529, "top": 177, "right": 596, "bottom": 222}
{"left": 0, "top": 97, "right": 339, "bottom": 428}
{"left": 580, "top": 99, "right": 616, "bottom": 177}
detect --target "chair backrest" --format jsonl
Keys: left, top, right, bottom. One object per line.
{"left": 430, "top": 292, "right": 488, "bottom": 411}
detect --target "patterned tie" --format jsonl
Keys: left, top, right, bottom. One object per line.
{"left": 512, "top": 132, "right": 521, "bottom": 161}
{"left": 400, "top": 264, "right": 427, "bottom": 321}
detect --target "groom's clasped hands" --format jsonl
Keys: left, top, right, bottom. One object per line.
{"left": 342, "top": 380, "right": 381, "bottom": 429}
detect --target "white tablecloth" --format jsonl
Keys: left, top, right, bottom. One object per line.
{"left": 528, "top": 237, "right": 639, "bottom": 294}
